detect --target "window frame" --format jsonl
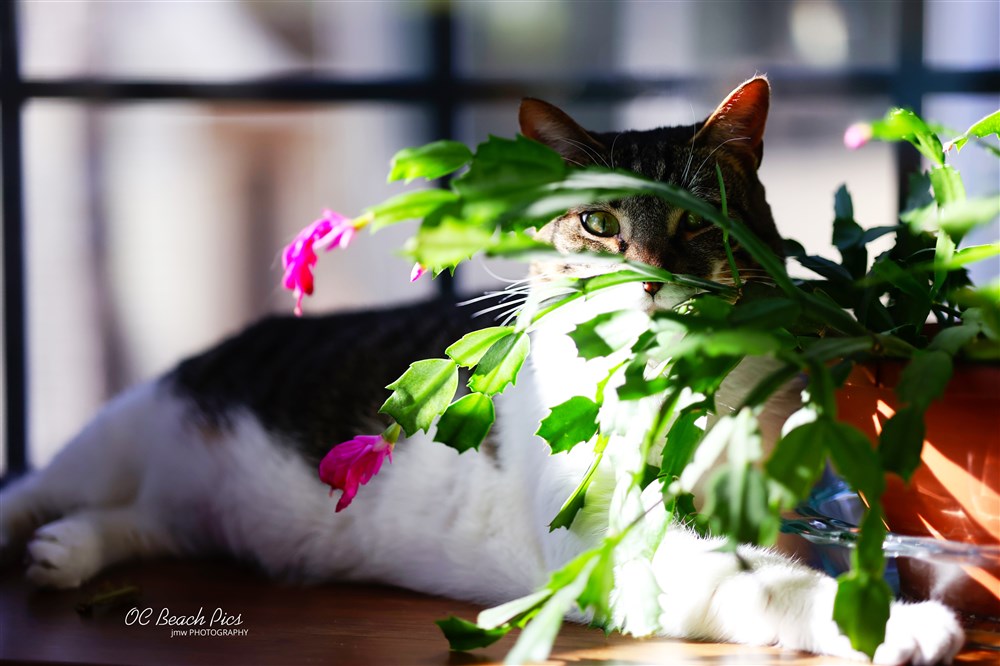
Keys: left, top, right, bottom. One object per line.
{"left": 2, "top": 0, "right": 998, "bottom": 477}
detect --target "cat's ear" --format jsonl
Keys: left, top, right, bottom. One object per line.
{"left": 694, "top": 76, "right": 770, "bottom": 167}
{"left": 519, "top": 98, "right": 607, "bottom": 166}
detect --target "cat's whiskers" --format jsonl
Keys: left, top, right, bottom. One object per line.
{"left": 724, "top": 279, "right": 776, "bottom": 286}
{"left": 609, "top": 132, "right": 623, "bottom": 169}
{"left": 688, "top": 136, "right": 751, "bottom": 189}
{"left": 500, "top": 281, "right": 581, "bottom": 327}
{"left": 718, "top": 265, "right": 763, "bottom": 271}
{"left": 464, "top": 276, "right": 560, "bottom": 320}
{"left": 498, "top": 301, "right": 531, "bottom": 327}
{"left": 477, "top": 261, "right": 534, "bottom": 285}
{"left": 472, "top": 296, "right": 531, "bottom": 319}
{"left": 680, "top": 117, "right": 698, "bottom": 188}
{"left": 558, "top": 137, "right": 611, "bottom": 169}
{"left": 458, "top": 291, "right": 520, "bottom": 308}
{"left": 715, "top": 274, "right": 777, "bottom": 289}
{"left": 481, "top": 284, "right": 575, "bottom": 325}
{"left": 715, "top": 264, "right": 777, "bottom": 286}
{"left": 457, "top": 284, "right": 535, "bottom": 308}
{"left": 717, "top": 267, "right": 773, "bottom": 275}
{"left": 499, "top": 308, "right": 522, "bottom": 328}
{"left": 716, "top": 267, "right": 773, "bottom": 277}
{"left": 686, "top": 184, "right": 709, "bottom": 201}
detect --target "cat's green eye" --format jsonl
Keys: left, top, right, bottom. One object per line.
{"left": 682, "top": 212, "right": 707, "bottom": 230}
{"left": 580, "top": 211, "right": 620, "bottom": 238}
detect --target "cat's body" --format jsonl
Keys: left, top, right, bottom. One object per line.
{"left": 0, "top": 79, "right": 965, "bottom": 664}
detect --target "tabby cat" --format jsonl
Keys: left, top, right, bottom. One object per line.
{"left": 0, "top": 78, "right": 964, "bottom": 664}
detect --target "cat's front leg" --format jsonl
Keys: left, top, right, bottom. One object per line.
{"left": 642, "top": 528, "right": 964, "bottom": 665}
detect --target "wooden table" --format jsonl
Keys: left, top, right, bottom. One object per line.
{"left": 1, "top": 558, "right": 996, "bottom": 665}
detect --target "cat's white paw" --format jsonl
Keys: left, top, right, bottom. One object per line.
{"left": 871, "top": 601, "right": 965, "bottom": 666}
{"left": 25, "top": 519, "right": 102, "bottom": 589}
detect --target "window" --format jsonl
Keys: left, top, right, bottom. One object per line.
{"left": 3, "top": 0, "right": 998, "bottom": 473}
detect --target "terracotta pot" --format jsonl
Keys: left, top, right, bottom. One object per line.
{"left": 837, "top": 360, "right": 1000, "bottom": 619}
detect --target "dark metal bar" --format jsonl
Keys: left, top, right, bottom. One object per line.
{"left": 894, "top": 0, "right": 927, "bottom": 211}
{"left": 17, "top": 69, "right": 999, "bottom": 106}
{"left": 2, "top": 0, "right": 28, "bottom": 476}
{"left": 430, "top": 1, "right": 457, "bottom": 301}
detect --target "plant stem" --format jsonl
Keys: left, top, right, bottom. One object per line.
{"left": 715, "top": 164, "right": 742, "bottom": 289}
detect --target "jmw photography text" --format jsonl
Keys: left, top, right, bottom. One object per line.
{"left": 125, "top": 607, "right": 248, "bottom": 638}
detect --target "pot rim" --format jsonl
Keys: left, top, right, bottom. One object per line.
{"left": 841, "top": 357, "right": 1000, "bottom": 397}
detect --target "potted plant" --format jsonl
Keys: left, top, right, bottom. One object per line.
{"left": 825, "top": 111, "right": 1000, "bottom": 619}
{"left": 280, "top": 104, "right": 1000, "bottom": 661}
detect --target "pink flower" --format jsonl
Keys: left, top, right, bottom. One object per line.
{"left": 319, "top": 426, "right": 399, "bottom": 512}
{"left": 282, "top": 210, "right": 356, "bottom": 316}
{"left": 410, "top": 263, "right": 427, "bottom": 282}
{"left": 844, "top": 123, "right": 873, "bottom": 150}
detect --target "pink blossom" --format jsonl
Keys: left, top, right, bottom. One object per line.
{"left": 410, "top": 263, "right": 427, "bottom": 282}
{"left": 282, "top": 210, "right": 356, "bottom": 316}
{"left": 319, "top": 429, "right": 398, "bottom": 512}
{"left": 844, "top": 123, "right": 873, "bottom": 150}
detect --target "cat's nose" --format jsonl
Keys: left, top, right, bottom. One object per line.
{"left": 643, "top": 282, "right": 662, "bottom": 296}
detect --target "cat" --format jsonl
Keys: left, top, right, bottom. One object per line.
{"left": 0, "top": 77, "right": 965, "bottom": 665}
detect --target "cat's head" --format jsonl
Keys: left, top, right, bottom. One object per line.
{"left": 519, "top": 77, "right": 781, "bottom": 311}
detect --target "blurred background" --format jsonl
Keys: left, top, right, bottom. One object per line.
{"left": 2, "top": 0, "right": 998, "bottom": 472}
